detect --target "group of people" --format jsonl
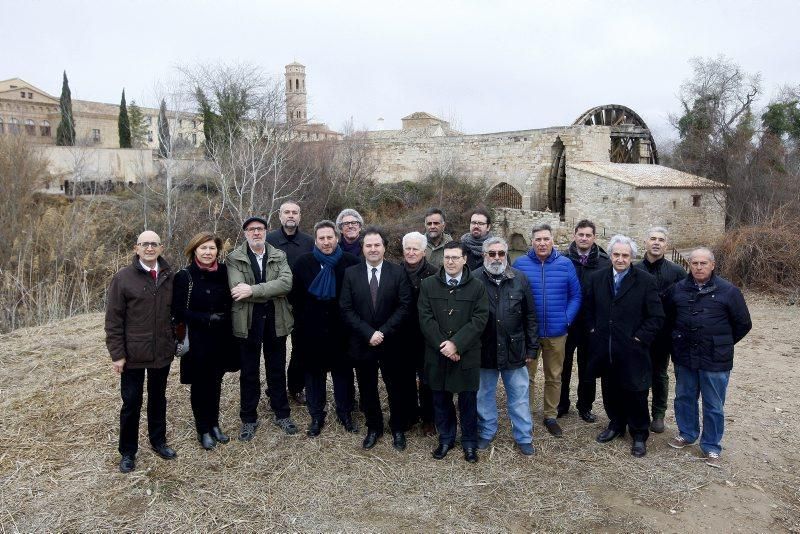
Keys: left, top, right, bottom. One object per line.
{"left": 105, "top": 203, "right": 752, "bottom": 473}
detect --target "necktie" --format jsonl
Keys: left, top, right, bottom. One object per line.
{"left": 370, "top": 267, "right": 378, "bottom": 307}
{"left": 579, "top": 254, "right": 588, "bottom": 266}
{"left": 614, "top": 273, "right": 621, "bottom": 295}
{"left": 150, "top": 269, "right": 157, "bottom": 281}
{"left": 448, "top": 278, "right": 458, "bottom": 287}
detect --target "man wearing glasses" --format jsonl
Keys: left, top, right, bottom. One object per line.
{"left": 461, "top": 208, "right": 493, "bottom": 271}
{"left": 335, "top": 209, "right": 365, "bottom": 258}
{"left": 105, "top": 231, "right": 177, "bottom": 473}
{"left": 228, "top": 216, "right": 296, "bottom": 441}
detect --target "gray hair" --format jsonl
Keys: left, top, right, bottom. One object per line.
{"left": 608, "top": 234, "right": 638, "bottom": 257}
{"left": 531, "top": 223, "right": 553, "bottom": 236}
{"left": 335, "top": 208, "right": 364, "bottom": 228}
{"left": 402, "top": 231, "right": 427, "bottom": 249}
{"left": 689, "top": 247, "right": 716, "bottom": 262}
{"left": 482, "top": 236, "right": 509, "bottom": 252}
{"left": 647, "top": 226, "right": 670, "bottom": 239}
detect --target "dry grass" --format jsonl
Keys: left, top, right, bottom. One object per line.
{"left": 0, "top": 313, "right": 749, "bottom": 532}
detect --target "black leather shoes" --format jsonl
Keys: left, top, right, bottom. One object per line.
{"left": 544, "top": 418, "right": 563, "bottom": 437}
{"left": 307, "top": 418, "right": 324, "bottom": 437}
{"left": 392, "top": 431, "right": 407, "bottom": 451}
{"left": 579, "top": 411, "right": 598, "bottom": 423}
{"left": 152, "top": 444, "right": 177, "bottom": 460}
{"left": 596, "top": 428, "right": 625, "bottom": 443}
{"left": 211, "top": 426, "right": 230, "bottom": 444}
{"left": 198, "top": 433, "right": 216, "bottom": 450}
{"left": 631, "top": 440, "right": 647, "bottom": 457}
{"left": 432, "top": 443, "right": 454, "bottom": 460}
{"left": 463, "top": 447, "right": 478, "bottom": 463}
{"left": 362, "top": 430, "right": 382, "bottom": 450}
{"left": 339, "top": 416, "right": 359, "bottom": 433}
{"left": 650, "top": 417, "right": 665, "bottom": 433}
{"left": 119, "top": 454, "right": 135, "bottom": 473}
{"left": 556, "top": 406, "right": 569, "bottom": 418}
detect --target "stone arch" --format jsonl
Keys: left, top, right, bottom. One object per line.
{"left": 548, "top": 137, "right": 566, "bottom": 219}
{"left": 509, "top": 232, "right": 528, "bottom": 252}
{"left": 573, "top": 104, "right": 659, "bottom": 164}
{"left": 487, "top": 182, "right": 522, "bottom": 209}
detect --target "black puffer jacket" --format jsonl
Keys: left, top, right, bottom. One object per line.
{"left": 474, "top": 266, "right": 538, "bottom": 370}
{"left": 664, "top": 273, "right": 752, "bottom": 372}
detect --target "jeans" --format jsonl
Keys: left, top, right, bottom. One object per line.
{"left": 673, "top": 364, "right": 730, "bottom": 455}
{"left": 477, "top": 367, "right": 532, "bottom": 444}
{"left": 432, "top": 390, "right": 477, "bottom": 449}
{"left": 528, "top": 334, "right": 567, "bottom": 420}
{"left": 119, "top": 364, "right": 171, "bottom": 455}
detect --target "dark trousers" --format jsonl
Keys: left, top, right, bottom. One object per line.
{"left": 416, "top": 366, "right": 434, "bottom": 425}
{"left": 649, "top": 345, "right": 671, "bottom": 419}
{"left": 432, "top": 390, "right": 478, "bottom": 449}
{"left": 601, "top": 372, "right": 650, "bottom": 441}
{"left": 287, "top": 332, "right": 305, "bottom": 395}
{"left": 305, "top": 363, "right": 355, "bottom": 422}
{"left": 355, "top": 357, "right": 416, "bottom": 433}
{"left": 239, "top": 333, "right": 290, "bottom": 423}
{"left": 190, "top": 371, "right": 223, "bottom": 434}
{"left": 119, "top": 364, "right": 171, "bottom": 455}
{"left": 559, "top": 332, "right": 596, "bottom": 414}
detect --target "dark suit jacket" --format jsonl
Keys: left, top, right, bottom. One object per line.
{"left": 340, "top": 260, "right": 412, "bottom": 361}
{"left": 584, "top": 266, "right": 665, "bottom": 391}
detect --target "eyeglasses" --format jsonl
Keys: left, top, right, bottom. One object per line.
{"left": 485, "top": 250, "right": 506, "bottom": 258}
{"left": 470, "top": 220, "right": 488, "bottom": 226}
{"left": 137, "top": 242, "right": 162, "bottom": 249}
{"left": 443, "top": 255, "right": 464, "bottom": 262}
{"left": 245, "top": 226, "right": 266, "bottom": 233}
{"left": 340, "top": 221, "right": 361, "bottom": 228}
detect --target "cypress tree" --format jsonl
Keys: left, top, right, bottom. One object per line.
{"left": 55, "top": 71, "right": 75, "bottom": 146}
{"left": 118, "top": 89, "right": 131, "bottom": 148}
{"left": 195, "top": 87, "right": 217, "bottom": 157}
{"left": 127, "top": 100, "right": 147, "bottom": 147}
{"left": 158, "top": 99, "right": 170, "bottom": 158}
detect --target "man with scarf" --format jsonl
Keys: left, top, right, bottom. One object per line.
{"left": 289, "top": 220, "right": 361, "bottom": 436}
{"left": 461, "top": 207, "right": 493, "bottom": 272}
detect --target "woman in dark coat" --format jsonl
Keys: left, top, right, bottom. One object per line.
{"left": 172, "top": 231, "right": 237, "bottom": 450}
{"left": 289, "top": 220, "right": 361, "bottom": 436}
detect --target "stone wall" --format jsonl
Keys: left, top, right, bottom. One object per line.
{"left": 491, "top": 208, "right": 564, "bottom": 250}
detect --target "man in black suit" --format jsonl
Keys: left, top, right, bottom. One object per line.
{"left": 340, "top": 227, "right": 413, "bottom": 451}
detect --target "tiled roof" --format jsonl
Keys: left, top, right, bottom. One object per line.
{"left": 567, "top": 162, "right": 723, "bottom": 189}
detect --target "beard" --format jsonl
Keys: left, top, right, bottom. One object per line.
{"left": 484, "top": 261, "right": 506, "bottom": 275}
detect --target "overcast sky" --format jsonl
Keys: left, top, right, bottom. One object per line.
{"left": 6, "top": 0, "right": 799, "bottom": 145}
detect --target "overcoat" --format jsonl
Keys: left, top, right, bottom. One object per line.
{"left": 584, "top": 266, "right": 665, "bottom": 391}
{"left": 289, "top": 250, "right": 360, "bottom": 370}
{"left": 418, "top": 266, "right": 489, "bottom": 393}
{"left": 105, "top": 255, "right": 174, "bottom": 370}
{"left": 172, "top": 262, "right": 238, "bottom": 384}
{"left": 398, "top": 258, "right": 439, "bottom": 365}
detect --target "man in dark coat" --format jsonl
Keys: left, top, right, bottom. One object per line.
{"left": 290, "top": 220, "right": 360, "bottom": 436}
{"left": 585, "top": 235, "right": 664, "bottom": 458}
{"left": 418, "top": 241, "right": 489, "bottom": 463}
{"left": 664, "top": 247, "right": 751, "bottom": 468}
{"left": 105, "top": 230, "right": 177, "bottom": 473}
{"left": 400, "top": 231, "right": 439, "bottom": 436}
{"left": 266, "top": 200, "right": 314, "bottom": 406}
{"left": 635, "top": 226, "right": 687, "bottom": 434}
{"left": 558, "top": 219, "right": 611, "bottom": 423}
{"left": 340, "top": 227, "right": 413, "bottom": 451}
{"left": 474, "top": 237, "right": 538, "bottom": 456}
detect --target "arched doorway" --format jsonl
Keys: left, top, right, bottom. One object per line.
{"left": 487, "top": 182, "right": 522, "bottom": 209}
{"left": 548, "top": 137, "right": 566, "bottom": 220}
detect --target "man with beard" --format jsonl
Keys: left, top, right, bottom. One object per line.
{"left": 474, "top": 237, "right": 538, "bottom": 456}
{"left": 401, "top": 231, "right": 439, "bottom": 435}
{"left": 558, "top": 219, "right": 610, "bottom": 423}
{"left": 461, "top": 207, "right": 493, "bottom": 271}
{"left": 424, "top": 208, "right": 452, "bottom": 268}
{"left": 634, "top": 226, "right": 687, "bottom": 434}
{"left": 289, "top": 220, "right": 361, "bottom": 436}
{"left": 266, "top": 200, "right": 314, "bottom": 406}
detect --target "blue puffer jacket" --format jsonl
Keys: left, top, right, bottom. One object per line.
{"left": 513, "top": 248, "right": 582, "bottom": 338}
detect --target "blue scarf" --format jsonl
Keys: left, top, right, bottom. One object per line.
{"left": 308, "top": 245, "right": 343, "bottom": 300}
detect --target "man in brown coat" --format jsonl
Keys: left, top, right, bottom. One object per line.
{"left": 105, "top": 230, "right": 177, "bottom": 473}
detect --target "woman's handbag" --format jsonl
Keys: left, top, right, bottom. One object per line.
{"left": 175, "top": 269, "right": 193, "bottom": 357}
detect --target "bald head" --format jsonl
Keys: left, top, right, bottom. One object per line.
{"left": 135, "top": 231, "right": 163, "bottom": 268}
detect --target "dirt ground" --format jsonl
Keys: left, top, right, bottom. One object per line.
{"left": 0, "top": 294, "right": 798, "bottom": 532}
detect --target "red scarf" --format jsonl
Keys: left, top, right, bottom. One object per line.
{"left": 194, "top": 258, "right": 219, "bottom": 272}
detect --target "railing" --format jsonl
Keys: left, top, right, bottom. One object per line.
{"left": 671, "top": 248, "right": 690, "bottom": 271}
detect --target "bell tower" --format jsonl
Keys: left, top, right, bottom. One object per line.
{"left": 285, "top": 61, "right": 307, "bottom": 124}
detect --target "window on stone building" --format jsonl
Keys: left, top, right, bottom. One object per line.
{"left": 692, "top": 194, "right": 701, "bottom": 207}
{"left": 147, "top": 130, "right": 153, "bottom": 142}
{"left": 9, "top": 118, "right": 20, "bottom": 135}
{"left": 92, "top": 129, "right": 101, "bottom": 143}
{"left": 28, "top": 92, "right": 33, "bottom": 99}
{"left": 20, "top": 91, "right": 25, "bottom": 98}
{"left": 192, "top": 120, "right": 196, "bottom": 128}
{"left": 192, "top": 133, "right": 197, "bottom": 145}
{"left": 179, "top": 119, "right": 183, "bottom": 128}
{"left": 672, "top": 200, "right": 677, "bottom": 209}
{"left": 0, "top": 117, "right": 4, "bottom": 134}
{"left": 40, "top": 120, "right": 51, "bottom": 136}
{"left": 24, "top": 119, "right": 36, "bottom": 135}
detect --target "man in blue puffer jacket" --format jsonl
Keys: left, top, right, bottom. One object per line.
{"left": 513, "top": 223, "right": 582, "bottom": 437}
